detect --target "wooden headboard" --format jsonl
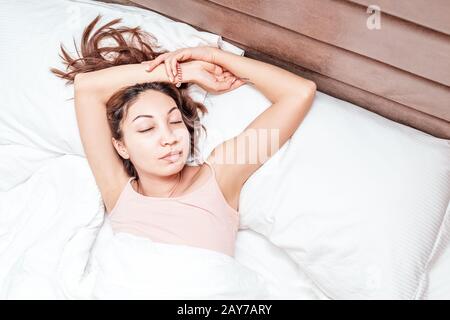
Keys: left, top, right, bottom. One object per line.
{"left": 99, "top": 0, "right": 450, "bottom": 139}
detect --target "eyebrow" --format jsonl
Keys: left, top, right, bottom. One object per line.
{"left": 132, "top": 106, "right": 178, "bottom": 122}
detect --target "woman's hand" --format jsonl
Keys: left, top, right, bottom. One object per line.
{"left": 180, "top": 60, "right": 245, "bottom": 94}
{"left": 142, "top": 50, "right": 245, "bottom": 94}
{"left": 143, "top": 46, "right": 218, "bottom": 79}
{"left": 141, "top": 46, "right": 246, "bottom": 94}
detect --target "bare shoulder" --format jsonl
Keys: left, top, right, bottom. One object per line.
{"left": 103, "top": 171, "right": 131, "bottom": 215}
{"left": 206, "top": 152, "right": 242, "bottom": 212}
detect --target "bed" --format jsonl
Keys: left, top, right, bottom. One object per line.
{"left": 0, "top": 0, "right": 449, "bottom": 299}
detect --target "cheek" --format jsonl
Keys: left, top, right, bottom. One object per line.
{"left": 128, "top": 135, "right": 159, "bottom": 162}
{"left": 177, "top": 128, "right": 191, "bottom": 149}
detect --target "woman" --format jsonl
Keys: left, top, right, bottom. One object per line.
{"left": 51, "top": 15, "right": 316, "bottom": 258}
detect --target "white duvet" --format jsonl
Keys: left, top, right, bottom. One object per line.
{"left": 63, "top": 221, "right": 270, "bottom": 300}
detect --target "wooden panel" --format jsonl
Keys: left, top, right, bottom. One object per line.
{"left": 96, "top": 0, "right": 450, "bottom": 139}
{"left": 210, "top": 0, "right": 450, "bottom": 86}
{"left": 238, "top": 42, "right": 450, "bottom": 139}
{"left": 347, "top": 0, "right": 450, "bottom": 35}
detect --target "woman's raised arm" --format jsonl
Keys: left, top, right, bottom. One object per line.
{"left": 212, "top": 48, "right": 316, "bottom": 104}
{"left": 211, "top": 48, "right": 316, "bottom": 202}
{"left": 74, "top": 63, "right": 172, "bottom": 104}
{"left": 74, "top": 60, "right": 241, "bottom": 103}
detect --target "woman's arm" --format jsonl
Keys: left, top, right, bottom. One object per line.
{"left": 206, "top": 47, "right": 316, "bottom": 160}
{"left": 209, "top": 49, "right": 316, "bottom": 204}
{"left": 74, "top": 63, "right": 173, "bottom": 104}
{"left": 145, "top": 46, "right": 316, "bottom": 103}
{"left": 74, "top": 60, "right": 240, "bottom": 103}
{"left": 211, "top": 48, "right": 316, "bottom": 103}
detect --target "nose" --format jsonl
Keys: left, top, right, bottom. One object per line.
{"left": 159, "top": 124, "right": 178, "bottom": 146}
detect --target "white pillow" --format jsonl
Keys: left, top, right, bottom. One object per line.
{"left": 0, "top": 0, "right": 243, "bottom": 155}
{"left": 200, "top": 86, "right": 450, "bottom": 299}
{"left": 423, "top": 201, "right": 450, "bottom": 299}
{"left": 234, "top": 229, "right": 329, "bottom": 299}
{"left": 0, "top": 145, "right": 60, "bottom": 191}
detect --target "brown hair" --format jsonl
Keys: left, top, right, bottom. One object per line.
{"left": 50, "top": 14, "right": 208, "bottom": 179}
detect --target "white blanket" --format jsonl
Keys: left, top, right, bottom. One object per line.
{"left": 0, "top": 155, "right": 104, "bottom": 299}
{"left": 60, "top": 219, "right": 270, "bottom": 300}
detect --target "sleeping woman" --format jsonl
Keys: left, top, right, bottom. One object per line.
{"left": 51, "top": 15, "right": 316, "bottom": 258}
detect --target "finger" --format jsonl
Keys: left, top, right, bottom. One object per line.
{"left": 171, "top": 56, "right": 181, "bottom": 78}
{"left": 170, "top": 52, "right": 189, "bottom": 79}
{"left": 213, "top": 64, "right": 223, "bottom": 75}
{"left": 145, "top": 53, "right": 168, "bottom": 72}
{"left": 177, "top": 49, "right": 192, "bottom": 63}
{"left": 145, "top": 58, "right": 161, "bottom": 72}
{"left": 219, "top": 72, "right": 233, "bottom": 80}
{"left": 200, "top": 61, "right": 223, "bottom": 75}
{"left": 215, "top": 73, "right": 226, "bottom": 82}
{"left": 144, "top": 58, "right": 160, "bottom": 72}
{"left": 215, "top": 76, "right": 236, "bottom": 91}
{"left": 221, "top": 74, "right": 235, "bottom": 82}
{"left": 220, "top": 77, "right": 244, "bottom": 93}
{"left": 165, "top": 59, "right": 174, "bottom": 82}
{"left": 230, "top": 78, "right": 245, "bottom": 89}
{"left": 198, "top": 61, "right": 223, "bottom": 75}
{"left": 219, "top": 67, "right": 230, "bottom": 76}
{"left": 222, "top": 71, "right": 233, "bottom": 78}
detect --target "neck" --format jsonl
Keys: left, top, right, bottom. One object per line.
{"left": 136, "top": 170, "right": 183, "bottom": 197}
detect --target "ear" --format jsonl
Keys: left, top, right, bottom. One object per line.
{"left": 111, "top": 137, "right": 129, "bottom": 160}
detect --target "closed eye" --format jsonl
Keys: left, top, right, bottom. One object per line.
{"left": 139, "top": 128, "right": 154, "bottom": 133}
{"left": 138, "top": 121, "right": 183, "bottom": 133}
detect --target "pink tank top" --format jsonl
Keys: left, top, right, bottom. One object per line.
{"left": 107, "top": 160, "right": 240, "bottom": 257}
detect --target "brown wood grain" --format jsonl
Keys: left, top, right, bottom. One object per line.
{"left": 210, "top": 0, "right": 450, "bottom": 86}
{"left": 347, "top": 0, "right": 450, "bottom": 35}
{"left": 238, "top": 41, "right": 450, "bottom": 139}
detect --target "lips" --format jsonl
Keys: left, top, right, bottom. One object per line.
{"left": 160, "top": 150, "right": 182, "bottom": 161}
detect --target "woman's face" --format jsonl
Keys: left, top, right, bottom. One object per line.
{"left": 114, "top": 90, "right": 191, "bottom": 177}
